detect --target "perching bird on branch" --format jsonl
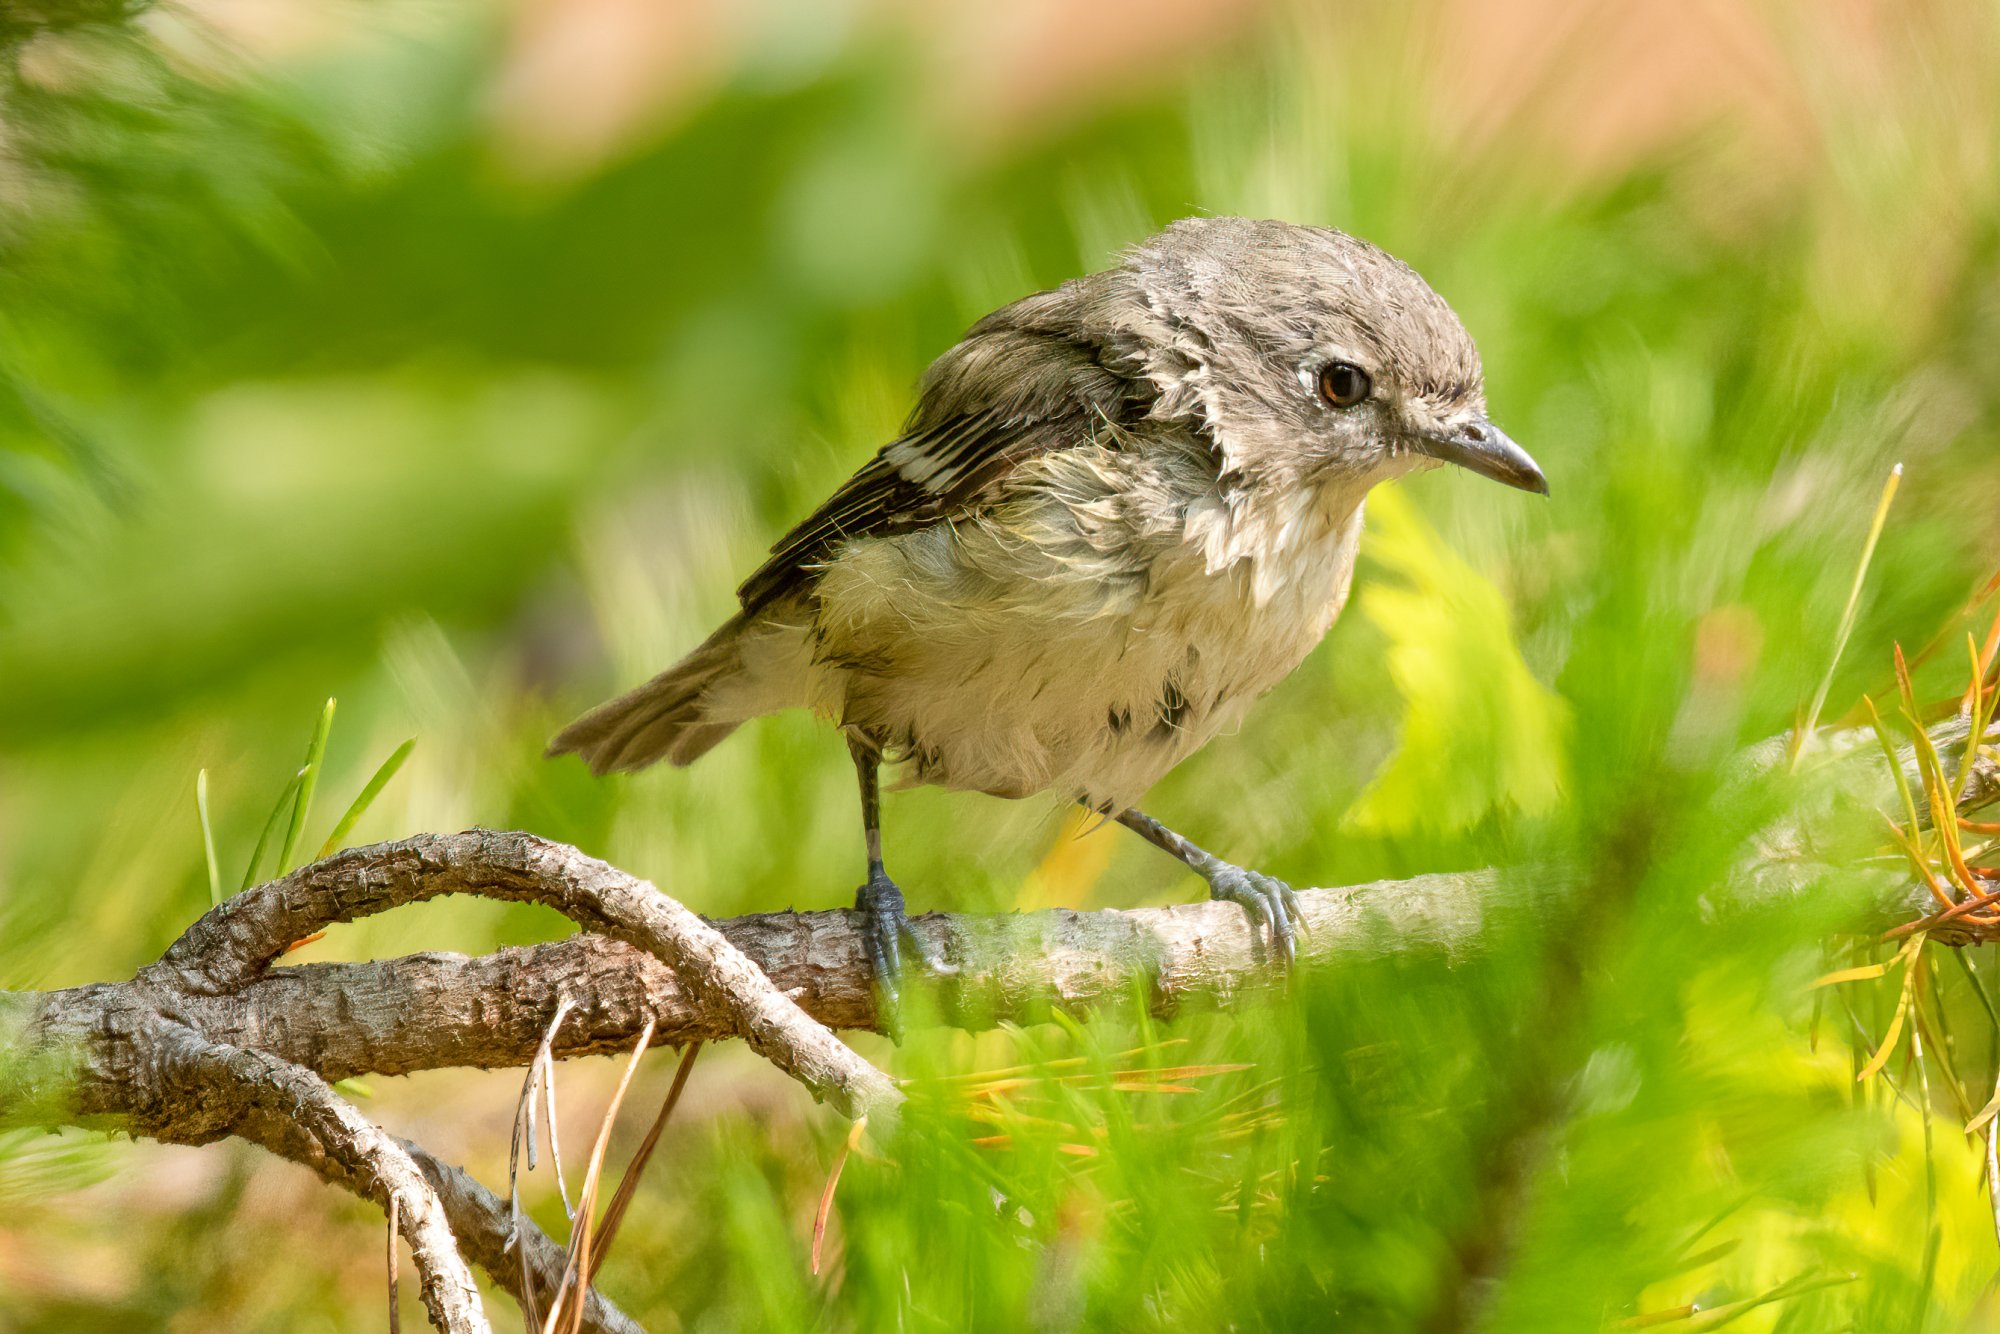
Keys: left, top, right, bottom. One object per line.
{"left": 550, "top": 216, "right": 1546, "bottom": 1001}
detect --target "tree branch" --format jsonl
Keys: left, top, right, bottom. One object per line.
{"left": 265, "top": 1114, "right": 646, "bottom": 1334}
{"left": 153, "top": 1024, "right": 489, "bottom": 1333}
{"left": 146, "top": 828, "right": 897, "bottom": 1120}
{"left": 0, "top": 716, "right": 1988, "bottom": 1332}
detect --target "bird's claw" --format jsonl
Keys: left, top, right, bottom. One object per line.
{"left": 1205, "top": 864, "right": 1305, "bottom": 965}
{"left": 855, "top": 870, "right": 956, "bottom": 1035}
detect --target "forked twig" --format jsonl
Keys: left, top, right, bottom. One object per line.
{"left": 153, "top": 830, "right": 901, "bottom": 1119}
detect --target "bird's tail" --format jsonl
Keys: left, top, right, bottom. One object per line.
{"left": 547, "top": 612, "right": 755, "bottom": 774}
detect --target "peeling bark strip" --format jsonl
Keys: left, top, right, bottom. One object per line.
{"left": 0, "top": 721, "right": 1989, "bottom": 1333}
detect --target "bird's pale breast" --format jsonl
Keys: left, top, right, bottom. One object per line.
{"left": 777, "top": 441, "right": 1369, "bottom": 811}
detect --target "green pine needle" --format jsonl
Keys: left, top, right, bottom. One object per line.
{"left": 240, "top": 769, "right": 304, "bottom": 892}
{"left": 195, "top": 769, "right": 222, "bottom": 908}
{"left": 317, "top": 738, "right": 415, "bottom": 860}
{"left": 1797, "top": 463, "right": 1902, "bottom": 766}
{"left": 277, "top": 698, "right": 335, "bottom": 876}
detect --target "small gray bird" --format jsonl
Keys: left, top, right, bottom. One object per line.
{"left": 550, "top": 217, "right": 1545, "bottom": 997}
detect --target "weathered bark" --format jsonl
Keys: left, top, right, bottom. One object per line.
{"left": 154, "top": 1025, "right": 490, "bottom": 1333}
{"left": 0, "top": 717, "right": 1990, "bottom": 1333}
{"left": 148, "top": 829, "right": 898, "bottom": 1120}
{"left": 0, "top": 829, "right": 925, "bottom": 1334}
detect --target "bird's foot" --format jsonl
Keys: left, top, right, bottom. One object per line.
{"left": 1203, "top": 863, "right": 1305, "bottom": 965}
{"left": 855, "top": 870, "right": 957, "bottom": 1034}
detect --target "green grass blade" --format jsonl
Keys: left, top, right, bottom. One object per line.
{"left": 1864, "top": 695, "right": 1923, "bottom": 841}
{"left": 1956, "top": 633, "right": 1997, "bottom": 805}
{"left": 317, "top": 738, "right": 415, "bottom": 860}
{"left": 241, "top": 769, "right": 304, "bottom": 891}
{"left": 1797, "top": 462, "right": 1902, "bottom": 766}
{"left": 195, "top": 769, "right": 222, "bottom": 908}
{"left": 278, "top": 697, "right": 336, "bottom": 876}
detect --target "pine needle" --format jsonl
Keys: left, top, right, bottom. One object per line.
{"left": 240, "top": 769, "right": 304, "bottom": 891}
{"left": 812, "top": 1113, "right": 868, "bottom": 1276}
{"left": 1797, "top": 462, "right": 1901, "bottom": 766}
{"left": 1810, "top": 963, "right": 1887, "bottom": 989}
{"left": 1858, "top": 937, "right": 1923, "bottom": 1083}
{"left": 590, "top": 1041, "right": 701, "bottom": 1271}
{"left": 278, "top": 698, "right": 335, "bottom": 875}
{"left": 195, "top": 769, "right": 222, "bottom": 908}
{"left": 542, "top": 1019, "right": 653, "bottom": 1334}
{"left": 318, "top": 738, "right": 415, "bottom": 860}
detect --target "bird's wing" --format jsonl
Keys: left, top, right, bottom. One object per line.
{"left": 737, "top": 308, "right": 1143, "bottom": 613}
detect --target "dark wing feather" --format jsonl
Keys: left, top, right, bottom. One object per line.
{"left": 737, "top": 304, "right": 1144, "bottom": 613}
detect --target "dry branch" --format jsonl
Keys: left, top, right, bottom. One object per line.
{"left": 0, "top": 717, "right": 1990, "bottom": 1333}
{"left": 149, "top": 828, "right": 897, "bottom": 1118}
{"left": 0, "top": 829, "right": 914, "bottom": 1333}
{"left": 153, "top": 1024, "right": 489, "bottom": 1332}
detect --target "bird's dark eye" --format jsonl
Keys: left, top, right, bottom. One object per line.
{"left": 1316, "top": 361, "right": 1371, "bottom": 409}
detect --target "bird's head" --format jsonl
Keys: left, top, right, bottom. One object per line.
{"left": 1121, "top": 216, "right": 1546, "bottom": 500}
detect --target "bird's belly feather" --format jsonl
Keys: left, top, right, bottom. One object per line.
{"left": 797, "top": 469, "right": 1366, "bottom": 811}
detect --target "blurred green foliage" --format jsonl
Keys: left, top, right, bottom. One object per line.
{"left": 3, "top": 1, "right": 2000, "bottom": 1330}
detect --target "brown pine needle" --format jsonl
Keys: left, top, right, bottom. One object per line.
{"left": 1881, "top": 815, "right": 1958, "bottom": 912}
{"left": 1932, "top": 786, "right": 1985, "bottom": 901}
{"left": 1976, "top": 597, "right": 2000, "bottom": 696}
{"left": 1858, "top": 939, "right": 1922, "bottom": 1083}
{"left": 544, "top": 1047, "right": 572, "bottom": 1220}
{"left": 591, "top": 1041, "right": 702, "bottom": 1272}
{"left": 1810, "top": 963, "right": 1888, "bottom": 989}
{"left": 812, "top": 1113, "right": 869, "bottom": 1276}
{"left": 508, "top": 997, "right": 576, "bottom": 1331}
{"left": 387, "top": 1194, "right": 400, "bottom": 1334}
{"left": 543, "top": 1019, "right": 655, "bottom": 1334}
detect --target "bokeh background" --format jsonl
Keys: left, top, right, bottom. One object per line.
{"left": 4, "top": 0, "right": 2000, "bottom": 1329}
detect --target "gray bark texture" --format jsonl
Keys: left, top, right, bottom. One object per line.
{"left": 0, "top": 718, "right": 1991, "bottom": 1332}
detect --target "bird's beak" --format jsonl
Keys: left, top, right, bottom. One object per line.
{"left": 1416, "top": 417, "right": 1548, "bottom": 496}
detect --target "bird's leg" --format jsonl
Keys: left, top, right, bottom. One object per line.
{"left": 1113, "top": 808, "right": 1304, "bottom": 964}
{"left": 849, "top": 736, "right": 955, "bottom": 1022}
